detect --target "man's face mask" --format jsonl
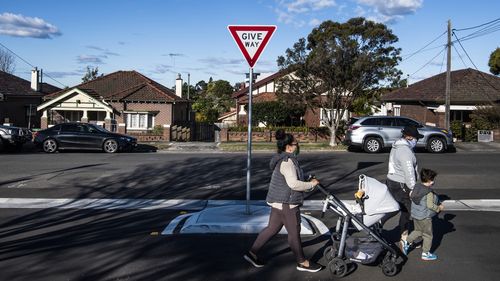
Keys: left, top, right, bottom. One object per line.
{"left": 408, "top": 138, "right": 417, "bottom": 149}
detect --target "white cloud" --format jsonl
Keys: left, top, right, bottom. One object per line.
{"left": 0, "top": 13, "right": 61, "bottom": 39}
{"left": 309, "top": 18, "right": 322, "bottom": 26}
{"left": 356, "top": 0, "right": 423, "bottom": 23}
{"left": 286, "top": 0, "right": 336, "bottom": 13}
{"left": 76, "top": 55, "right": 105, "bottom": 64}
{"left": 275, "top": 0, "right": 336, "bottom": 26}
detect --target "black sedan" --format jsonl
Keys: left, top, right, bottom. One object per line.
{"left": 34, "top": 123, "right": 137, "bottom": 153}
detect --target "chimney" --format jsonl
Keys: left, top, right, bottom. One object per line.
{"left": 31, "top": 67, "right": 40, "bottom": 91}
{"left": 175, "top": 73, "right": 183, "bottom": 98}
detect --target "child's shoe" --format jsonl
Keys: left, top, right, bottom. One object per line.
{"left": 400, "top": 240, "right": 410, "bottom": 255}
{"left": 421, "top": 252, "right": 438, "bottom": 261}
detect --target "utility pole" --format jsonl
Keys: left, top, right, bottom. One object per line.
{"left": 187, "top": 73, "right": 190, "bottom": 100}
{"left": 445, "top": 20, "right": 452, "bottom": 130}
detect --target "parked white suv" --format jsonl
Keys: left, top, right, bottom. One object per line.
{"left": 344, "top": 116, "right": 454, "bottom": 153}
{"left": 0, "top": 125, "right": 31, "bottom": 151}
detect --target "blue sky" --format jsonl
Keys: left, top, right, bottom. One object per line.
{"left": 1, "top": 0, "right": 499, "bottom": 89}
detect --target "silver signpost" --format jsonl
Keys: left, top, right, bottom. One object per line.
{"left": 228, "top": 25, "right": 276, "bottom": 215}
{"left": 246, "top": 67, "right": 253, "bottom": 214}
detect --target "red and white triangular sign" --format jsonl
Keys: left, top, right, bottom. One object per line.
{"left": 228, "top": 25, "right": 277, "bottom": 68}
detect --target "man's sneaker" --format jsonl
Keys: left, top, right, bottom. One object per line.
{"left": 243, "top": 251, "right": 265, "bottom": 268}
{"left": 296, "top": 261, "right": 323, "bottom": 272}
{"left": 421, "top": 252, "right": 438, "bottom": 261}
{"left": 400, "top": 240, "right": 410, "bottom": 255}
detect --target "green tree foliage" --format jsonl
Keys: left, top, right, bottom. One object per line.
{"left": 192, "top": 79, "right": 234, "bottom": 123}
{"left": 82, "top": 66, "right": 102, "bottom": 83}
{"left": 252, "top": 101, "right": 305, "bottom": 127}
{"left": 488, "top": 47, "right": 500, "bottom": 75}
{"left": 277, "top": 17, "right": 402, "bottom": 146}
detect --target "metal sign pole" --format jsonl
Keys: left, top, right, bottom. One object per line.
{"left": 246, "top": 67, "right": 253, "bottom": 215}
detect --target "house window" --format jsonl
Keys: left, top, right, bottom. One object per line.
{"left": 393, "top": 105, "right": 401, "bottom": 116}
{"left": 127, "top": 113, "right": 155, "bottom": 130}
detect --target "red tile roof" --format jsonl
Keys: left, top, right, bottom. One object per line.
{"left": 44, "top": 70, "right": 185, "bottom": 103}
{"left": 232, "top": 70, "right": 289, "bottom": 99}
{"left": 382, "top": 68, "right": 500, "bottom": 103}
{"left": 0, "top": 70, "right": 60, "bottom": 96}
{"left": 238, "top": 92, "right": 278, "bottom": 104}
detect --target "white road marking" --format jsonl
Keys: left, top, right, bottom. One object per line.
{"left": 0, "top": 198, "right": 499, "bottom": 211}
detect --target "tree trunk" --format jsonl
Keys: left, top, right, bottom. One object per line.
{"left": 329, "top": 124, "right": 337, "bottom": 146}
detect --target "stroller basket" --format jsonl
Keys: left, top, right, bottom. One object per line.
{"left": 345, "top": 236, "right": 384, "bottom": 264}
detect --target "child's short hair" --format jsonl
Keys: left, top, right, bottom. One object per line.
{"left": 420, "top": 168, "right": 438, "bottom": 183}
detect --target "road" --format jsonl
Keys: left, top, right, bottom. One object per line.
{"left": 1, "top": 150, "right": 500, "bottom": 280}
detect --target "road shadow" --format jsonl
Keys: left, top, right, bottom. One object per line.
{"left": 431, "top": 213, "right": 456, "bottom": 253}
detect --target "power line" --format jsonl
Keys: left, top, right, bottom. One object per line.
{"left": 409, "top": 46, "right": 447, "bottom": 78}
{"left": 451, "top": 42, "right": 468, "bottom": 69}
{"left": 0, "top": 41, "right": 67, "bottom": 88}
{"left": 453, "top": 17, "right": 500, "bottom": 31}
{"left": 401, "top": 30, "right": 447, "bottom": 61}
{"left": 453, "top": 20, "right": 500, "bottom": 43}
{"left": 452, "top": 32, "right": 499, "bottom": 102}
{"left": 439, "top": 44, "right": 447, "bottom": 73}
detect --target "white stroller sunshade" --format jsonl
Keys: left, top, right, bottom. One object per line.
{"left": 352, "top": 175, "right": 399, "bottom": 230}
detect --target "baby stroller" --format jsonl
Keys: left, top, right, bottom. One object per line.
{"left": 317, "top": 174, "right": 401, "bottom": 277}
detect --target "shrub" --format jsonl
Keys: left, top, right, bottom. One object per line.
{"left": 151, "top": 125, "right": 164, "bottom": 135}
{"left": 450, "top": 121, "right": 464, "bottom": 140}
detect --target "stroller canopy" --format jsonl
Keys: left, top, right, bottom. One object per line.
{"left": 359, "top": 175, "right": 399, "bottom": 216}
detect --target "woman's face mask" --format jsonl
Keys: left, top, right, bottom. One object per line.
{"left": 294, "top": 144, "right": 300, "bottom": 156}
{"left": 290, "top": 142, "right": 300, "bottom": 156}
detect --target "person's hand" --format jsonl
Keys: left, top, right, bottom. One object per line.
{"left": 311, "top": 179, "right": 320, "bottom": 186}
{"left": 438, "top": 205, "right": 445, "bottom": 212}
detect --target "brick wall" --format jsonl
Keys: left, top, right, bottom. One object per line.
{"left": 220, "top": 130, "right": 329, "bottom": 142}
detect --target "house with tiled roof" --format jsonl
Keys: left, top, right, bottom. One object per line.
{"left": 0, "top": 69, "right": 60, "bottom": 128}
{"left": 226, "top": 70, "right": 346, "bottom": 127}
{"left": 382, "top": 68, "right": 500, "bottom": 127}
{"left": 37, "top": 71, "right": 190, "bottom": 137}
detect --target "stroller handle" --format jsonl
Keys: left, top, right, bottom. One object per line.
{"left": 316, "top": 184, "right": 330, "bottom": 196}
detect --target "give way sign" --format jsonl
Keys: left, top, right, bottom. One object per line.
{"left": 227, "top": 25, "right": 277, "bottom": 68}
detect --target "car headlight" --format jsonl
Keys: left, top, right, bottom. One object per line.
{"left": 120, "top": 137, "right": 131, "bottom": 141}
{"left": 441, "top": 129, "right": 449, "bottom": 134}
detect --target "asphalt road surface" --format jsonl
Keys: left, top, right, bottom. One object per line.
{"left": 1, "top": 150, "right": 500, "bottom": 280}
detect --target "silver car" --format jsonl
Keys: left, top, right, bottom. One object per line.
{"left": 344, "top": 116, "right": 454, "bottom": 153}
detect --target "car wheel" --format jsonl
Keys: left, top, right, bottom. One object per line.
{"left": 364, "top": 137, "right": 383, "bottom": 153}
{"left": 427, "top": 137, "right": 445, "bottom": 153}
{"left": 103, "top": 139, "right": 118, "bottom": 153}
{"left": 43, "top": 139, "right": 58, "bottom": 153}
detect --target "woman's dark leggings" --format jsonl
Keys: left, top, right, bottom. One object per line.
{"left": 250, "top": 204, "right": 306, "bottom": 263}
{"left": 386, "top": 179, "right": 412, "bottom": 237}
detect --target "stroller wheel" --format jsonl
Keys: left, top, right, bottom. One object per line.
{"left": 328, "top": 257, "right": 348, "bottom": 277}
{"left": 381, "top": 260, "right": 398, "bottom": 277}
{"left": 323, "top": 246, "right": 337, "bottom": 262}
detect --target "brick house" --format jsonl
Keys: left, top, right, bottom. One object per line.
{"left": 382, "top": 68, "right": 500, "bottom": 127}
{"left": 0, "top": 69, "right": 60, "bottom": 128}
{"left": 227, "top": 70, "right": 348, "bottom": 127}
{"left": 37, "top": 71, "right": 189, "bottom": 139}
